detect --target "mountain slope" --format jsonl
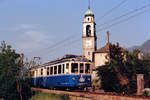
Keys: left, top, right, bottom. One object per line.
{"left": 128, "top": 39, "right": 150, "bottom": 55}
{"left": 140, "top": 39, "right": 150, "bottom": 54}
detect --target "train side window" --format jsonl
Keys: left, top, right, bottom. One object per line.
{"left": 62, "top": 64, "right": 64, "bottom": 74}
{"left": 33, "top": 71, "right": 35, "bottom": 77}
{"left": 85, "top": 64, "right": 90, "bottom": 73}
{"left": 71, "top": 63, "right": 78, "bottom": 73}
{"left": 80, "top": 63, "right": 84, "bottom": 73}
{"left": 58, "top": 65, "right": 61, "bottom": 74}
{"left": 66, "top": 63, "right": 69, "bottom": 74}
{"left": 50, "top": 67, "right": 53, "bottom": 75}
{"left": 54, "top": 66, "right": 57, "bottom": 75}
{"left": 47, "top": 67, "right": 50, "bottom": 75}
{"left": 30, "top": 71, "right": 34, "bottom": 77}
{"left": 38, "top": 69, "right": 41, "bottom": 77}
{"left": 36, "top": 70, "right": 38, "bottom": 77}
{"left": 41, "top": 69, "right": 43, "bottom": 75}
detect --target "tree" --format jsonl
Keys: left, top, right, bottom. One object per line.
{"left": 97, "top": 43, "right": 150, "bottom": 94}
{"left": 0, "top": 41, "right": 31, "bottom": 100}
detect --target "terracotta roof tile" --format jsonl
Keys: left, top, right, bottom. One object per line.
{"left": 94, "top": 43, "right": 111, "bottom": 53}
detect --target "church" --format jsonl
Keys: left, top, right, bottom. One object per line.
{"left": 82, "top": 7, "right": 111, "bottom": 79}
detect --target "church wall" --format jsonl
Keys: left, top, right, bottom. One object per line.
{"left": 94, "top": 53, "right": 108, "bottom": 68}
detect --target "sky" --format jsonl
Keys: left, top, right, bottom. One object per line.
{"left": 0, "top": 0, "right": 150, "bottom": 62}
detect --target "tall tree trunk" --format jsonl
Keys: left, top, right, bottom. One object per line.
{"left": 16, "top": 76, "right": 22, "bottom": 100}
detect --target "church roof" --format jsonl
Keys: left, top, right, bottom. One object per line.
{"left": 94, "top": 43, "right": 111, "bottom": 53}
{"left": 85, "top": 8, "right": 94, "bottom": 16}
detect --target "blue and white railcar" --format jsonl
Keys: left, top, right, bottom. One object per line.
{"left": 30, "top": 55, "right": 92, "bottom": 89}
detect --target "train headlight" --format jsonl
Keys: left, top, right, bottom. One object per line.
{"left": 72, "top": 77, "right": 76, "bottom": 81}
{"left": 87, "top": 78, "right": 91, "bottom": 81}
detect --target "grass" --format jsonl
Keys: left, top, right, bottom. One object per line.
{"left": 29, "top": 91, "right": 70, "bottom": 100}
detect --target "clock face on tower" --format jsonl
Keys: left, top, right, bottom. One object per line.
{"left": 86, "top": 40, "right": 92, "bottom": 47}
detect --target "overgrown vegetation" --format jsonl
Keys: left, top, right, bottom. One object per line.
{"left": 97, "top": 43, "right": 150, "bottom": 95}
{"left": 30, "top": 91, "right": 70, "bottom": 100}
{"left": 0, "top": 41, "right": 32, "bottom": 100}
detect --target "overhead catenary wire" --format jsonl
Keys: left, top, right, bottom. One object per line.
{"left": 27, "top": 0, "right": 127, "bottom": 57}
{"left": 39, "top": 36, "right": 81, "bottom": 57}
{"left": 29, "top": 2, "right": 150, "bottom": 58}
{"left": 96, "top": 0, "right": 127, "bottom": 22}
{"left": 36, "top": 6, "right": 150, "bottom": 60}
{"left": 46, "top": 7, "right": 150, "bottom": 59}
{"left": 97, "top": 8, "right": 150, "bottom": 32}
{"left": 38, "top": 0, "right": 130, "bottom": 56}
{"left": 42, "top": 37, "right": 82, "bottom": 62}
{"left": 97, "top": 3, "right": 150, "bottom": 28}
{"left": 26, "top": 33, "right": 78, "bottom": 55}
{"left": 28, "top": 3, "right": 150, "bottom": 61}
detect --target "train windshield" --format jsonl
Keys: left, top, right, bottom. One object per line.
{"left": 41, "top": 69, "right": 43, "bottom": 75}
{"left": 85, "top": 64, "right": 90, "bottom": 73}
{"left": 71, "top": 63, "right": 78, "bottom": 73}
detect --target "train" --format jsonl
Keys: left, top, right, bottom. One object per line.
{"left": 30, "top": 55, "right": 92, "bottom": 90}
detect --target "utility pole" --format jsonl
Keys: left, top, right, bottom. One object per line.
{"left": 20, "top": 53, "right": 24, "bottom": 77}
{"left": 33, "top": 57, "right": 42, "bottom": 66}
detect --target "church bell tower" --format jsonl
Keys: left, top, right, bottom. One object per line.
{"left": 83, "top": 6, "right": 97, "bottom": 61}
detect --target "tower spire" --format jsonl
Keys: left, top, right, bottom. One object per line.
{"left": 88, "top": 0, "right": 90, "bottom": 9}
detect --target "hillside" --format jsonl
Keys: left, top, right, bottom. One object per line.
{"left": 140, "top": 40, "right": 150, "bottom": 54}
{"left": 128, "top": 39, "right": 150, "bottom": 55}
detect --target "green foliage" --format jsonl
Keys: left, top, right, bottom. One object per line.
{"left": 30, "top": 92, "right": 70, "bottom": 100}
{"left": 143, "top": 91, "right": 150, "bottom": 97}
{"left": 97, "top": 43, "right": 150, "bottom": 95}
{"left": 0, "top": 41, "right": 32, "bottom": 100}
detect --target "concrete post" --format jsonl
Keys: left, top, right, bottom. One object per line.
{"left": 136, "top": 74, "right": 144, "bottom": 95}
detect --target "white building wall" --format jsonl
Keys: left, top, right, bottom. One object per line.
{"left": 92, "top": 53, "right": 109, "bottom": 80}
{"left": 94, "top": 53, "right": 108, "bottom": 68}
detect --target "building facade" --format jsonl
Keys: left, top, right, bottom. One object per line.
{"left": 83, "top": 8, "right": 111, "bottom": 80}
{"left": 83, "top": 7, "right": 97, "bottom": 62}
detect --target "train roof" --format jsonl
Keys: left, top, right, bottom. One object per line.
{"left": 30, "top": 54, "right": 91, "bottom": 70}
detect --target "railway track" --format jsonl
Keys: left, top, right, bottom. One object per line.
{"left": 32, "top": 87, "right": 102, "bottom": 99}
{"left": 32, "top": 87, "right": 150, "bottom": 100}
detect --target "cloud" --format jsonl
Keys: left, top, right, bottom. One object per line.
{"left": 12, "top": 24, "right": 40, "bottom": 31}
{"left": 3, "top": 23, "right": 55, "bottom": 61}
{"left": 19, "top": 24, "right": 40, "bottom": 29}
{"left": 15, "top": 30, "right": 49, "bottom": 52}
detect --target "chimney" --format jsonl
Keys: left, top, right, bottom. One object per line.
{"left": 117, "top": 42, "right": 119, "bottom": 47}
{"left": 107, "top": 31, "right": 110, "bottom": 44}
{"left": 138, "top": 49, "right": 142, "bottom": 60}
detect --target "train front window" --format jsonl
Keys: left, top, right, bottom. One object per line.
{"left": 54, "top": 66, "right": 57, "bottom": 75}
{"left": 50, "top": 67, "right": 53, "bottom": 75}
{"left": 58, "top": 65, "right": 61, "bottom": 74}
{"left": 80, "top": 63, "right": 84, "bottom": 73}
{"left": 47, "top": 67, "right": 50, "bottom": 75}
{"left": 41, "top": 69, "right": 43, "bottom": 75}
{"left": 85, "top": 64, "right": 90, "bottom": 73}
{"left": 30, "top": 71, "right": 34, "bottom": 77}
{"left": 36, "top": 70, "right": 38, "bottom": 77}
{"left": 71, "top": 63, "right": 78, "bottom": 73}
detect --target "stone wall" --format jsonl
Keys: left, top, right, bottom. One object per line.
{"left": 93, "top": 94, "right": 150, "bottom": 100}
{"left": 70, "top": 94, "right": 150, "bottom": 100}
